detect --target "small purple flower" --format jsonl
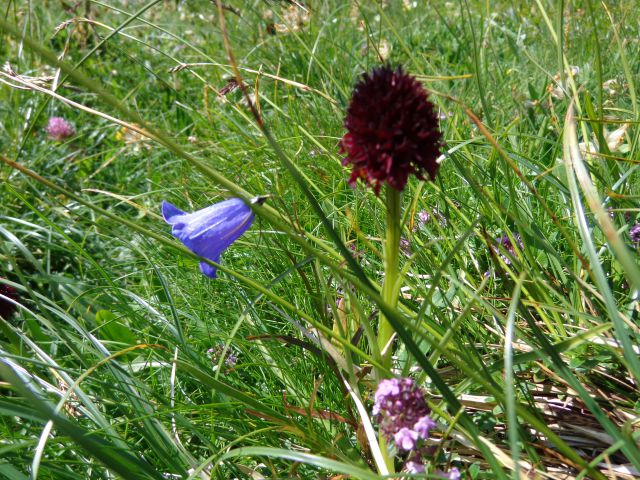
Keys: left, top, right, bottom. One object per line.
{"left": 436, "top": 467, "right": 461, "bottom": 480}
{"left": 400, "top": 237, "right": 411, "bottom": 257}
{"left": 414, "top": 208, "right": 447, "bottom": 231}
{"left": 373, "top": 378, "right": 401, "bottom": 414}
{"left": 46, "top": 117, "right": 75, "bottom": 141}
{"left": 405, "top": 460, "right": 425, "bottom": 474}
{"left": 208, "top": 344, "right": 238, "bottom": 368}
{"left": 492, "top": 233, "right": 523, "bottom": 265}
{"left": 394, "top": 427, "right": 419, "bottom": 451}
{"left": 348, "top": 242, "right": 365, "bottom": 260}
{"left": 630, "top": 223, "right": 640, "bottom": 244}
{"left": 418, "top": 210, "right": 431, "bottom": 224}
{"left": 162, "top": 197, "right": 258, "bottom": 279}
{"left": 414, "top": 415, "right": 437, "bottom": 439}
{"left": 225, "top": 353, "right": 238, "bottom": 367}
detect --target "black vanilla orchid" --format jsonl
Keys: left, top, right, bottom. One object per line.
{"left": 0, "top": 282, "right": 19, "bottom": 319}
{"left": 340, "top": 65, "right": 442, "bottom": 194}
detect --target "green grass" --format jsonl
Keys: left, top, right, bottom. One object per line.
{"left": 1, "top": 0, "right": 639, "bottom": 478}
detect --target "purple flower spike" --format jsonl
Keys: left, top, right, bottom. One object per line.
{"left": 162, "top": 198, "right": 255, "bottom": 279}
{"left": 373, "top": 377, "right": 436, "bottom": 453}
{"left": 46, "top": 117, "right": 75, "bottom": 141}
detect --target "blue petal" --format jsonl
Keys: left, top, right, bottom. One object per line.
{"left": 199, "top": 261, "right": 218, "bottom": 279}
{"left": 162, "top": 201, "right": 185, "bottom": 223}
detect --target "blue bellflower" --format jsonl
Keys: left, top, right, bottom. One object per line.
{"left": 162, "top": 198, "right": 256, "bottom": 279}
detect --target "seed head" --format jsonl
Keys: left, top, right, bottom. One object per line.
{"left": 340, "top": 65, "right": 442, "bottom": 194}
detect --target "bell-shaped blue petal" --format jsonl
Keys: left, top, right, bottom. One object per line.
{"left": 162, "top": 198, "right": 254, "bottom": 279}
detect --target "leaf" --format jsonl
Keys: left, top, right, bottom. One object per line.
{"left": 95, "top": 309, "right": 138, "bottom": 349}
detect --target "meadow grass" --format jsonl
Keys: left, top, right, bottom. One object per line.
{"left": 1, "top": 1, "right": 639, "bottom": 478}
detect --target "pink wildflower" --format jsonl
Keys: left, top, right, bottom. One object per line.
{"left": 46, "top": 117, "right": 75, "bottom": 141}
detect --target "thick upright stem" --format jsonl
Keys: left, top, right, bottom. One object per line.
{"left": 376, "top": 186, "right": 402, "bottom": 474}
{"left": 378, "top": 186, "right": 402, "bottom": 371}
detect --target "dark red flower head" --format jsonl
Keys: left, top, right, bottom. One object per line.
{"left": 0, "top": 282, "right": 19, "bottom": 319}
{"left": 340, "top": 65, "right": 442, "bottom": 194}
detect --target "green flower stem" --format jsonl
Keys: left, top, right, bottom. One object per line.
{"left": 377, "top": 186, "right": 402, "bottom": 474}
{"left": 378, "top": 186, "right": 402, "bottom": 370}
